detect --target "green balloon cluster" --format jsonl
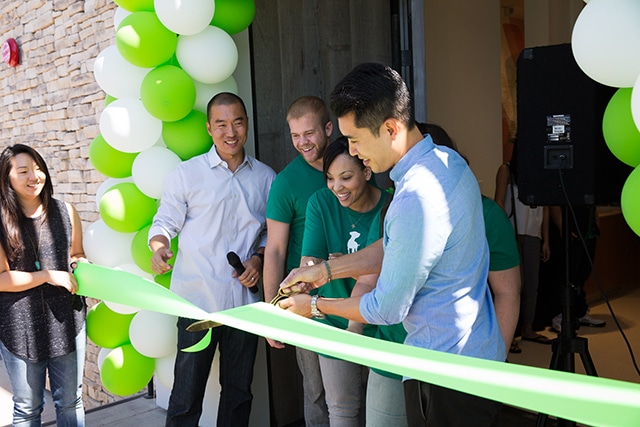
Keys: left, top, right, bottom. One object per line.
{"left": 210, "top": 0, "right": 256, "bottom": 34}
{"left": 100, "top": 344, "right": 155, "bottom": 396}
{"left": 86, "top": 302, "right": 135, "bottom": 349}
{"left": 602, "top": 88, "right": 640, "bottom": 167}
{"left": 90, "top": 134, "right": 137, "bottom": 178}
{"left": 116, "top": 12, "right": 177, "bottom": 68}
{"left": 131, "top": 224, "right": 178, "bottom": 275}
{"left": 163, "top": 110, "right": 213, "bottom": 160}
{"left": 141, "top": 65, "right": 196, "bottom": 122}
{"left": 99, "top": 182, "right": 158, "bottom": 233}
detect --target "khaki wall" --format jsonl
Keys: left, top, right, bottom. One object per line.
{"left": 1, "top": 0, "right": 131, "bottom": 409}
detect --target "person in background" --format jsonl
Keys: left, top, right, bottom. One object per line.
{"left": 149, "top": 92, "right": 275, "bottom": 427}
{"left": 262, "top": 95, "right": 333, "bottom": 425}
{"left": 495, "top": 146, "right": 551, "bottom": 352}
{"left": 549, "top": 205, "right": 606, "bottom": 332}
{"left": 300, "top": 136, "right": 387, "bottom": 426}
{"left": 0, "top": 144, "right": 87, "bottom": 427}
{"left": 280, "top": 63, "right": 505, "bottom": 426}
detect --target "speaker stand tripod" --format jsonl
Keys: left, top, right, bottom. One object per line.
{"left": 536, "top": 207, "right": 598, "bottom": 427}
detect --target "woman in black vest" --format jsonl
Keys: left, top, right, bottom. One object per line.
{"left": 0, "top": 144, "right": 87, "bottom": 426}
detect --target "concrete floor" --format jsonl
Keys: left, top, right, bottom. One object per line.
{"left": 2, "top": 288, "right": 639, "bottom": 427}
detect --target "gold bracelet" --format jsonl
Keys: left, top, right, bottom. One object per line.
{"left": 322, "top": 259, "right": 332, "bottom": 282}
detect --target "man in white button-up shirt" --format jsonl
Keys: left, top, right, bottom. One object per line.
{"left": 149, "top": 92, "right": 275, "bottom": 427}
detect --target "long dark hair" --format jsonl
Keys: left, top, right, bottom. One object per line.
{"left": 0, "top": 144, "right": 54, "bottom": 260}
{"left": 322, "top": 136, "right": 366, "bottom": 179}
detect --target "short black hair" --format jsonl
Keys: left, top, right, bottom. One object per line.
{"left": 330, "top": 63, "right": 415, "bottom": 136}
{"left": 206, "top": 92, "right": 248, "bottom": 122}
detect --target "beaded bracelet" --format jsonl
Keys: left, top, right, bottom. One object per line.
{"left": 322, "top": 259, "right": 332, "bottom": 282}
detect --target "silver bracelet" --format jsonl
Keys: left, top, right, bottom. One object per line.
{"left": 310, "top": 295, "right": 325, "bottom": 319}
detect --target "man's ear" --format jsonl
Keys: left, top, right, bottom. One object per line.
{"left": 383, "top": 118, "right": 400, "bottom": 140}
{"left": 325, "top": 121, "right": 334, "bottom": 138}
{"left": 364, "top": 166, "right": 373, "bottom": 181}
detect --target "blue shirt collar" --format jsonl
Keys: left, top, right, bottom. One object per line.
{"left": 389, "top": 134, "right": 435, "bottom": 182}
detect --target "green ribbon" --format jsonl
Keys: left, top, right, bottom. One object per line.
{"left": 75, "top": 262, "right": 640, "bottom": 427}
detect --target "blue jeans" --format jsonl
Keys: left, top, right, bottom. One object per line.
{"left": 366, "top": 370, "right": 407, "bottom": 427}
{"left": 165, "top": 317, "right": 258, "bottom": 427}
{"left": 0, "top": 328, "right": 86, "bottom": 427}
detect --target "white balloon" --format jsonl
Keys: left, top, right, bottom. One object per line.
{"left": 96, "top": 177, "right": 134, "bottom": 212}
{"left": 176, "top": 26, "right": 238, "bottom": 84}
{"left": 113, "top": 7, "right": 131, "bottom": 30}
{"left": 129, "top": 311, "right": 178, "bottom": 358}
{"left": 132, "top": 146, "right": 182, "bottom": 199}
{"left": 155, "top": 351, "right": 176, "bottom": 389}
{"left": 115, "top": 263, "right": 154, "bottom": 281}
{"left": 103, "top": 300, "right": 140, "bottom": 315}
{"left": 94, "top": 45, "right": 150, "bottom": 99}
{"left": 97, "top": 347, "right": 113, "bottom": 370}
{"left": 572, "top": 0, "right": 640, "bottom": 88}
{"left": 193, "top": 76, "right": 238, "bottom": 114}
{"left": 632, "top": 74, "right": 640, "bottom": 131}
{"left": 100, "top": 98, "right": 162, "bottom": 153}
{"left": 155, "top": 0, "right": 215, "bottom": 36}
{"left": 83, "top": 220, "right": 135, "bottom": 267}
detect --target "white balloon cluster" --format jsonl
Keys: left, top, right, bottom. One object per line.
{"left": 571, "top": 0, "right": 640, "bottom": 237}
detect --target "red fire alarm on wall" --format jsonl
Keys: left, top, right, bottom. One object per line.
{"left": 2, "top": 38, "right": 20, "bottom": 67}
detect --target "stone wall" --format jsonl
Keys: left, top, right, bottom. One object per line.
{"left": 0, "top": 0, "right": 137, "bottom": 409}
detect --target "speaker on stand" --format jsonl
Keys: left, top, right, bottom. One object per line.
{"left": 515, "top": 43, "right": 631, "bottom": 427}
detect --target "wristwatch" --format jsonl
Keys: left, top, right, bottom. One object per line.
{"left": 310, "top": 295, "right": 325, "bottom": 319}
{"left": 251, "top": 252, "right": 264, "bottom": 263}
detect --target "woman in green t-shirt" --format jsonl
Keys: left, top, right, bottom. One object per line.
{"left": 297, "top": 136, "right": 387, "bottom": 426}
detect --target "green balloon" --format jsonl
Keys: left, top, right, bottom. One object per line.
{"left": 621, "top": 166, "right": 640, "bottom": 237}
{"left": 141, "top": 65, "right": 196, "bottom": 122}
{"left": 114, "top": 0, "right": 154, "bottom": 12}
{"left": 210, "top": 0, "right": 256, "bottom": 34}
{"left": 131, "top": 224, "right": 178, "bottom": 275}
{"left": 116, "top": 12, "right": 177, "bottom": 68}
{"left": 99, "top": 182, "right": 158, "bottom": 233}
{"left": 154, "top": 271, "right": 172, "bottom": 289}
{"left": 86, "top": 302, "right": 135, "bottom": 349}
{"left": 89, "top": 134, "right": 137, "bottom": 179}
{"left": 105, "top": 94, "right": 117, "bottom": 106}
{"left": 602, "top": 88, "right": 640, "bottom": 168}
{"left": 163, "top": 110, "right": 213, "bottom": 160}
{"left": 100, "top": 344, "right": 155, "bottom": 396}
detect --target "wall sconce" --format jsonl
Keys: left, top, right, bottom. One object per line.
{"left": 2, "top": 38, "right": 20, "bottom": 67}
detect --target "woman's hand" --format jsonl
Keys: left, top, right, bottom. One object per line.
{"left": 48, "top": 270, "right": 79, "bottom": 294}
{"left": 278, "top": 293, "right": 313, "bottom": 318}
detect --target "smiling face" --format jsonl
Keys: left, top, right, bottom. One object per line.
{"left": 288, "top": 113, "right": 332, "bottom": 170}
{"left": 325, "top": 153, "right": 372, "bottom": 212}
{"left": 206, "top": 101, "right": 249, "bottom": 169}
{"left": 9, "top": 153, "right": 46, "bottom": 203}
{"left": 338, "top": 112, "right": 399, "bottom": 174}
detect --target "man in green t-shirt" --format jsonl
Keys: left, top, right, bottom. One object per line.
{"left": 263, "top": 96, "right": 333, "bottom": 425}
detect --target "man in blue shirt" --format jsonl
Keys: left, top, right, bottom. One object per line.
{"left": 281, "top": 63, "right": 505, "bottom": 426}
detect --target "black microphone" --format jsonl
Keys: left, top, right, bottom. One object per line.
{"left": 227, "top": 251, "right": 259, "bottom": 294}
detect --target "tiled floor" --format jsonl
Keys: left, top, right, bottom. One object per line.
{"left": 2, "top": 288, "right": 639, "bottom": 427}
